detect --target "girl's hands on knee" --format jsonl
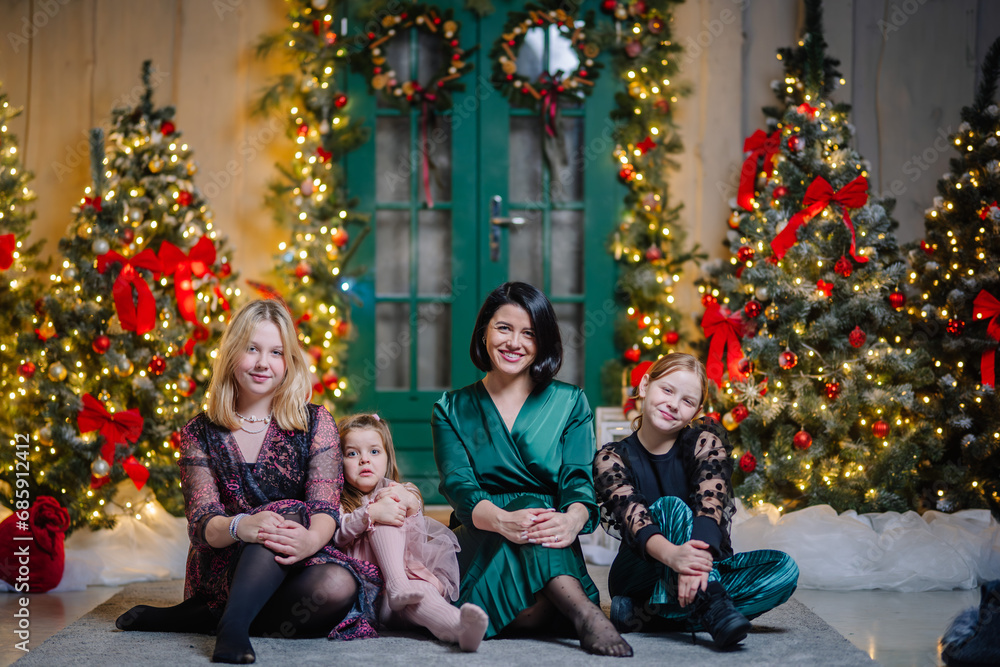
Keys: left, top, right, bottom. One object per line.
{"left": 368, "top": 495, "right": 406, "bottom": 527}
{"left": 378, "top": 482, "right": 420, "bottom": 517}
{"left": 677, "top": 572, "right": 710, "bottom": 608}
{"left": 664, "top": 539, "right": 713, "bottom": 577}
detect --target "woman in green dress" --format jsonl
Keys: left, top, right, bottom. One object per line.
{"left": 432, "top": 282, "right": 632, "bottom": 657}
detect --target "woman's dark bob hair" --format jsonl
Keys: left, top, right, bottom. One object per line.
{"left": 470, "top": 282, "right": 562, "bottom": 384}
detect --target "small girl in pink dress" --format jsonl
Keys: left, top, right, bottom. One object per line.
{"left": 335, "top": 414, "right": 488, "bottom": 651}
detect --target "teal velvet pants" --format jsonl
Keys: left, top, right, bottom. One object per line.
{"left": 608, "top": 496, "right": 799, "bottom": 623}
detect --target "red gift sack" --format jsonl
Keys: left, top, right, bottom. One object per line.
{"left": 0, "top": 496, "right": 71, "bottom": 593}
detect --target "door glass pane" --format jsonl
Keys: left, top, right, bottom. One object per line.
{"left": 554, "top": 302, "right": 583, "bottom": 387}
{"left": 378, "top": 34, "right": 411, "bottom": 109}
{"left": 417, "top": 210, "right": 451, "bottom": 296}
{"left": 375, "top": 210, "right": 410, "bottom": 296}
{"left": 421, "top": 114, "right": 453, "bottom": 205}
{"left": 551, "top": 210, "right": 583, "bottom": 296}
{"left": 375, "top": 302, "right": 410, "bottom": 390}
{"left": 551, "top": 115, "right": 583, "bottom": 202}
{"left": 509, "top": 116, "right": 542, "bottom": 204}
{"left": 376, "top": 116, "right": 411, "bottom": 201}
{"left": 417, "top": 302, "right": 450, "bottom": 390}
{"left": 508, "top": 209, "right": 543, "bottom": 289}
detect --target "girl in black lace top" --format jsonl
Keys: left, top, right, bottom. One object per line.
{"left": 593, "top": 353, "right": 799, "bottom": 648}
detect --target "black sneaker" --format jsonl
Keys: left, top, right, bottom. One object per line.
{"left": 688, "top": 582, "right": 751, "bottom": 648}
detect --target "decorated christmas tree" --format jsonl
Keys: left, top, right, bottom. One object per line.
{"left": 697, "top": 0, "right": 939, "bottom": 514}
{"left": 0, "top": 85, "right": 45, "bottom": 440}
{"left": 596, "top": 0, "right": 702, "bottom": 406}
{"left": 12, "top": 62, "right": 238, "bottom": 530}
{"left": 257, "top": 0, "right": 371, "bottom": 411}
{"left": 907, "top": 37, "right": 1000, "bottom": 517}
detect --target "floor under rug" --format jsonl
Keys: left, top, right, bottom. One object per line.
{"left": 15, "top": 579, "right": 875, "bottom": 666}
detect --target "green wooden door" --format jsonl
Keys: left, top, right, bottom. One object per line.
{"left": 346, "top": 2, "right": 620, "bottom": 502}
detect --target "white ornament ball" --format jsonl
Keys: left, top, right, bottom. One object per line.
{"left": 311, "top": 0, "right": 329, "bottom": 9}
{"left": 754, "top": 286, "right": 770, "bottom": 302}
{"left": 319, "top": 120, "right": 330, "bottom": 134}
{"left": 91, "top": 457, "right": 111, "bottom": 478}
{"left": 92, "top": 238, "right": 110, "bottom": 255}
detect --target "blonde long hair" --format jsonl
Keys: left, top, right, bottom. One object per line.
{"left": 207, "top": 299, "right": 312, "bottom": 431}
{"left": 632, "top": 353, "right": 709, "bottom": 431}
{"left": 337, "top": 414, "right": 417, "bottom": 513}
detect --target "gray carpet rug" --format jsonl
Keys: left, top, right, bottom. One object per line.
{"left": 16, "top": 580, "right": 876, "bottom": 666}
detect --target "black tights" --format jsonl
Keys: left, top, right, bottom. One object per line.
{"left": 116, "top": 515, "right": 358, "bottom": 663}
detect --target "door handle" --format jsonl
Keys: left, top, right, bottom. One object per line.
{"left": 490, "top": 195, "right": 525, "bottom": 227}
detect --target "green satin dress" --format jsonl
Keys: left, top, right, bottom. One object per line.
{"left": 432, "top": 379, "right": 601, "bottom": 638}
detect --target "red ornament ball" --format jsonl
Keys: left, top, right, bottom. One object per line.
{"left": 619, "top": 165, "right": 636, "bottom": 182}
{"left": 849, "top": 326, "right": 867, "bottom": 348}
{"left": 600, "top": 0, "right": 617, "bottom": 12}
{"left": 169, "top": 431, "right": 183, "bottom": 449}
{"left": 295, "top": 261, "right": 311, "bottom": 278}
{"left": 788, "top": 135, "right": 802, "bottom": 152}
{"left": 825, "top": 381, "right": 841, "bottom": 400}
{"left": 176, "top": 191, "right": 193, "bottom": 207}
{"left": 737, "top": 358, "right": 755, "bottom": 375}
{"left": 834, "top": 256, "right": 853, "bottom": 278}
{"left": 644, "top": 245, "right": 662, "bottom": 262}
{"left": 705, "top": 411, "right": 721, "bottom": 423}
{"left": 193, "top": 325, "right": 210, "bottom": 341}
{"left": 872, "top": 420, "right": 890, "bottom": 438}
{"left": 737, "top": 245, "right": 755, "bottom": 263}
{"left": 773, "top": 185, "right": 789, "bottom": 198}
{"left": 654, "top": 98, "right": 670, "bottom": 114}
{"left": 161, "top": 121, "right": 176, "bottom": 135}
{"left": 744, "top": 300, "right": 763, "bottom": 318}
{"left": 624, "top": 347, "right": 641, "bottom": 363}
{"left": 779, "top": 349, "right": 798, "bottom": 369}
{"left": 121, "top": 228, "right": 135, "bottom": 244}
{"left": 91, "top": 335, "right": 111, "bottom": 354}
{"left": 701, "top": 294, "right": 718, "bottom": 308}
{"left": 333, "top": 93, "right": 348, "bottom": 109}
{"left": 624, "top": 39, "right": 643, "bottom": 59}
{"left": 18, "top": 361, "right": 36, "bottom": 378}
{"left": 648, "top": 17, "right": 665, "bottom": 33}
{"left": 331, "top": 227, "right": 350, "bottom": 247}
{"left": 889, "top": 290, "right": 906, "bottom": 309}
{"left": 665, "top": 330, "right": 679, "bottom": 345}
{"left": 148, "top": 355, "right": 167, "bottom": 376}
{"left": 732, "top": 404, "right": 749, "bottom": 423}
{"left": 739, "top": 451, "right": 757, "bottom": 473}
{"left": 793, "top": 430, "right": 813, "bottom": 450}
{"left": 177, "top": 376, "right": 196, "bottom": 398}
{"left": 322, "top": 371, "right": 340, "bottom": 390}
{"left": 946, "top": 318, "right": 965, "bottom": 336}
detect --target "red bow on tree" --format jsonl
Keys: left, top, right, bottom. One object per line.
{"left": 738, "top": 130, "right": 781, "bottom": 211}
{"left": 771, "top": 175, "right": 869, "bottom": 263}
{"left": 97, "top": 249, "right": 162, "bottom": 335}
{"left": 82, "top": 195, "right": 102, "bottom": 212}
{"left": 700, "top": 303, "right": 748, "bottom": 388}
{"left": 0, "top": 233, "right": 15, "bottom": 270}
{"left": 973, "top": 290, "right": 1000, "bottom": 388}
{"left": 77, "top": 393, "right": 144, "bottom": 465}
{"left": 158, "top": 237, "right": 217, "bottom": 324}
{"left": 121, "top": 455, "right": 150, "bottom": 490}
{"left": 979, "top": 201, "right": 999, "bottom": 220}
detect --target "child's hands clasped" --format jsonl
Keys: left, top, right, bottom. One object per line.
{"left": 374, "top": 482, "right": 420, "bottom": 517}
{"left": 665, "top": 539, "right": 713, "bottom": 577}
{"left": 369, "top": 494, "right": 407, "bottom": 527}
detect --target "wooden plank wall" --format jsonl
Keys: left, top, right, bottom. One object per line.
{"left": 1, "top": 0, "right": 998, "bottom": 299}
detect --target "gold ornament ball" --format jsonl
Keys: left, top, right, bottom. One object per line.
{"left": 186, "top": 161, "right": 198, "bottom": 176}
{"left": 38, "top": 426, "right": 53, "bottom": 446}
{"left": 47, "top": 362, "right": 68, "bottom": 382}
{"left": 38, "top": 321, "right": 56, "bottom": 339}
{"left": 114, "top": 360, "right": 135, "bottom": 377}
{"left": 76, "top": 224, "right": 92, "bottom": 240}
{"left": 98, "top": 389, "right": 111, "bottom": 402}
{"left": 765, "top": 303, "right": 780, "bottom": 320}
{"left": 148, "top": 157, "right": 164, "bottom": 174}
{"left": 721, "top": 411, "right": 739, "bottom": 431}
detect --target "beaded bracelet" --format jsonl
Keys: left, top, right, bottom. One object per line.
{"left": 229, "top": 513, "right": 248, "bottom": 542}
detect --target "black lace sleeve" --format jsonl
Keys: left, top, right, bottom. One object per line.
{"left": 593, "top": 439, "right": 656, "bottom": 550}
{"left": 681, "top": 418, "right": 736, "bottom": 554}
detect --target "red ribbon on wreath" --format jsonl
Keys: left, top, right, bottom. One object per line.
{"left": 973, "top": 290, "right": 1000, "bottom": 388}
{"left": 700, "top": 303, "right": 747, "bottom": 388}
{"left": 158, "top": 237, "right": 217, "bottom": 324}
{"left": 0, "top": 233, "right": 15, "bottom": 270}
{"left": 771, "top": 175, "right": 869, "bottom": 263}
{"left": 420, "top": 99, "right": 435, "bottom": 209}
{"left": 97, "top": 249, "right": 162, "bottom": 335}
{"left": 738, "top": 130, "right": 781, "bottom": 211}
{"left": 77, "top": 393, "right": 144, "bottom": 465}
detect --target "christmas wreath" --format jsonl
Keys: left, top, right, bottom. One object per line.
{"left": 350, "top": 2, "right": 474, "bottom": 112}
{"left": 488, "top": 1, "right": 603, "bottom": 110}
